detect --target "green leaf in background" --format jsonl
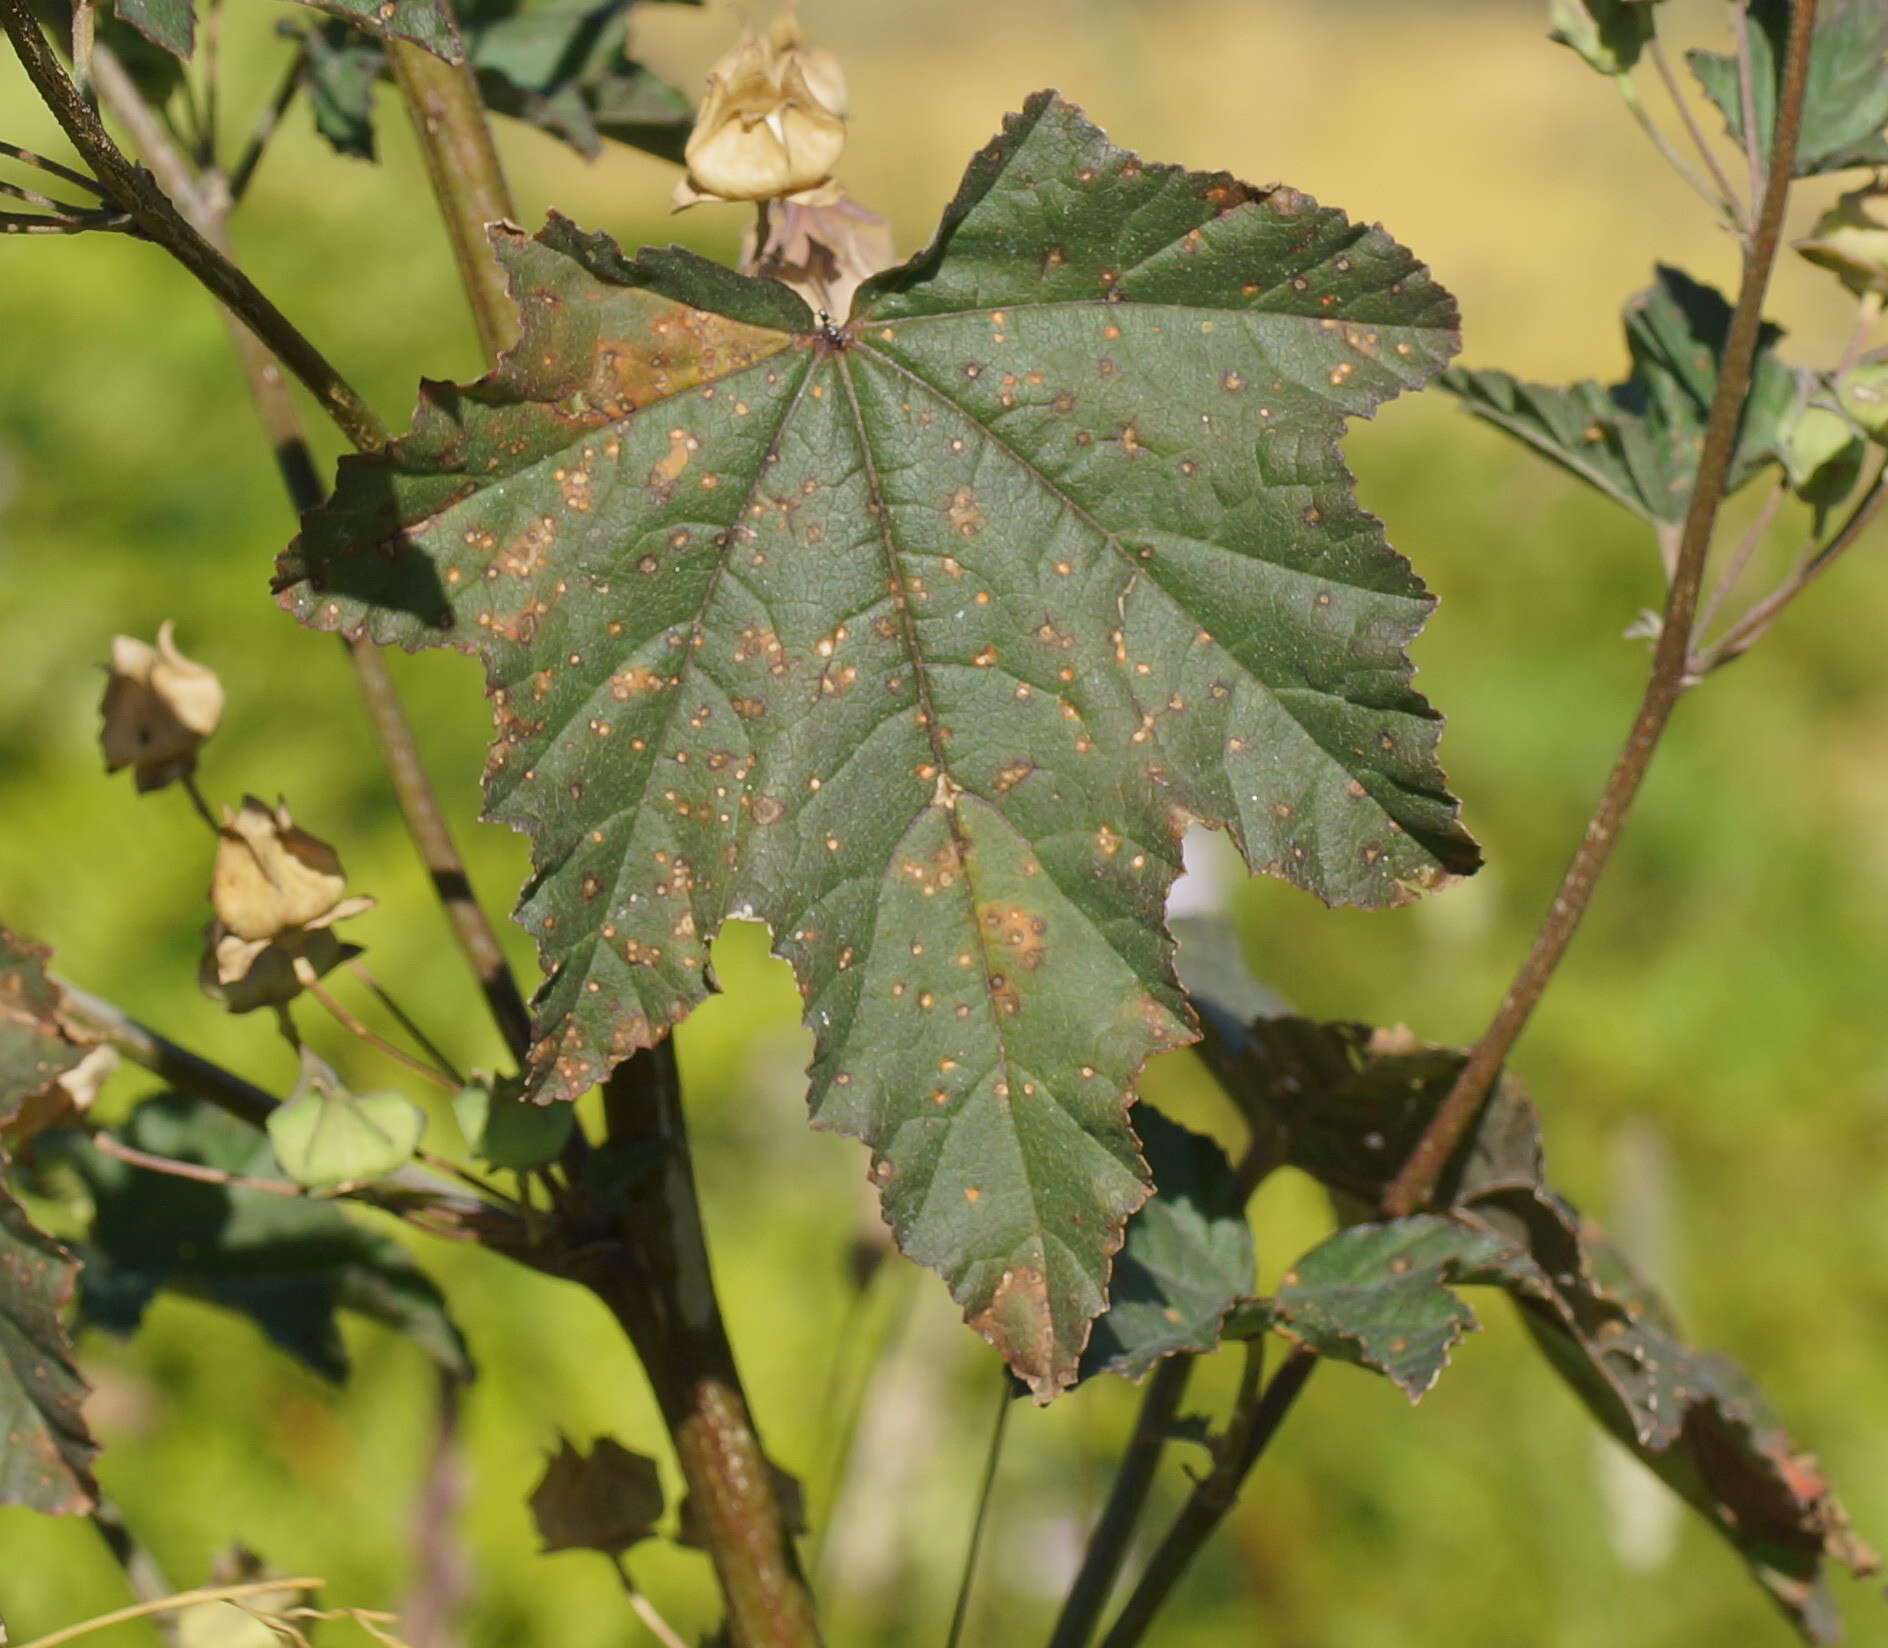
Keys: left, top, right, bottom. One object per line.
{"left": 110, "top": 0, "right": 193, "bottom": 59}
{"left": 454, "top": 1070, "right": 574, "bottom": 1169}
{"left": 1688, "top": 0, "right": 1888, "bottom": 177}
{"left": 1779, "top": 399, "right": 1865, "bottom": 527}
{"left": 1227, "top": 1215, "right": 1528, "bottom": 1399}
{"left": 1079, "top": 1104, "right": 1254, "bottom": 1382}
{"left": 266, "top": 1049, "right": 425, "bottom": 1187}
{"left": 280, "top": 91, "right": 1476, "bottom": 1395}
{"left": 296, "top": 18, "right": 383, "bottom": 162}
{"left": 1210, "top": 1010, "right": 1877, "bottom": 1641}
{"left": 0, "top": 927, "right": 97, "bottom": 1513}
{"left": 463, "top": 0, "right": 697, "bottom": 163}
{"left": 1548, "top": 0, "right": 1659, "bottom": 76}
{"left": 293, "top": 1, "right": 697, "bottom": 166}
{"left": 1441, "top": 265, "right": 1796, "bottom": 526}
{"left": 279, "top": 0, "right": 462, "bottom": 62}
{"left": 69, "top": 1092, "right": 468, "bottom": 1381}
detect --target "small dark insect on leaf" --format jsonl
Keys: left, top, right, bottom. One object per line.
{"left": 815, "top": 307, "right": 847, "bottom": 348}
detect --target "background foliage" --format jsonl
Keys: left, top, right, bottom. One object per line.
{"left": 1, "top": 0, "right": 1884, "bottom": 1641}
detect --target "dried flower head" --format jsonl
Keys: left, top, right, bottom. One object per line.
{"left": 200, "top": 798, "right": 373, "bottom": 1013}
{"left": 98, "top": 620, "right": 224, "bottom": 792}
{"left": 673, "top": 8, "right": 848, "bottom": 208}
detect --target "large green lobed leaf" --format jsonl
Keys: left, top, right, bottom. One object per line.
{"left": 280, "top": 92, "right": 1475, "bottom": 1394}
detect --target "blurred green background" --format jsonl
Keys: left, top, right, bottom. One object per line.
{"left": 3, "top": 0, "right": 1886, "bottom": 1642}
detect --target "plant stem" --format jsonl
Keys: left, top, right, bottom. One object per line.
{"left": 382, "top": 28, "right": 801, "bottom": 1647}
{"left": 384, "top": 35, "right": 519, "bottom": 361}
{"left": 346, "top": 958, "right": 465, "bottom": 1085}
{"left": 88, "top": 1500, "right": 181, "bottom": 1646}
{"left": 560, "top": 1052, "right": 823, "bottom": 1648}
{"left": 1648, "top": 38, "right": 1743, "bottom": 230}
{"left": 1731, "top": 0, "right": 1767, "bottom": 211}
{"left": 1046, "top": 1355, "right": 1194, "bottom": 1648}
{"left": 1095, "top": 1347, "right": 1318, "bottom": 1648}
{"left": 1615, "top": 74, "right": 1725, "bottom": 221}
{"left": 1694, "top": 477, "right": 1784, "bottom": 640}
{"left": 611, "top": 1557, "right": 691, "bottom": 1648}
{"left": 0, "top": 1, "right": 384, "bottom": 451}
{"left": 12, "top": 1578, "right": 327, "bottom": 1648}
{"left": 59, "top": 980, "right": 278, "bottom": 1128}
{"left": 224, "top": 41, "right": 305, "bottom": 207}
{"left": 945, "top": 1375, "right": 1013, "bottom": 1648}
{"left": 84, "top": 37, "right": 541, "bottom": 1078}
{"left": 1379, "top": 0, "right": 1820, "bottom": 1220}
{"left": 1694, "top": 458, "right": 1888, "bottom": 670}
{"left": 302, "top": 971, "right": 461, "bottom": 1093}
{"left": 88, "top": 1129, "right": 307, "bottom": 1195}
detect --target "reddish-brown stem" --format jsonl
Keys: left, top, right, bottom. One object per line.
{"left": 564, "top": 1054, "right": 824, "bottom": 1648}
{"left": 1381, "top": 0, "right": 1820, "bottom": 1219}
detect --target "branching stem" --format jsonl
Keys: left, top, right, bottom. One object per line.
{"left": 1381, "top": 0, "right": 1820, "bottom": 1218}
{"left": 1095, "top": 1347, "right": 1318, "bottom": 1648}
{"left": 1045, "top": 1355, "right": 1194, "bottom": 1648}
{"left": 0, "top": 0, "right": 387, "bottom": 452}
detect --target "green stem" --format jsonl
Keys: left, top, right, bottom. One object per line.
{"left": 384, "top": 35, "right": 519, "bottom": 361}
{"left": 1095, "top": 1347, "right": 1318, "bottom": 1648}
{"left": 945, "top": 1375, "right": 1013, "bottom": 1648}
{"left": 0, "top": 0, "right": 385, "bottom": 452}
{"left": 1046, "top": 1355, "right": 1194, "bottom": 1648}
{"left": 1380, "top": 0, "right": 1821, "bottom": 1219}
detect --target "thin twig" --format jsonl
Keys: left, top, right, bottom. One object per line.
{"left": 224, "top": 40, "right": 306, "bottom": 208}
{"left": 343, "top": 640, "right": 537, "bottom": 1065}
{"left": 1380, "top": 0, "right": 1821, "bottom": 1220}
{"left": 346, "top": 958, "right": 465, "bottom": 1086}
{"left": 302, "top": 972, "right": 461, "bottom": 1093}
{"left": 12, "top": 1578, "right": 328, "bottom": 1648}
{"left": 1046, "top": 1356, "right": 1194, "bottom": 1648}
{"left": 0, "top": 0, "right": 387, "bottom": 453}
{"left": 0, "top": 206, "right": 134, "bottom": 233}
{"left": 1695, "top": 459, "right": 1888, "bottom": 670}
{"left": 1694, "top": 477, "right": 1785, "bottom": 639}
{"left": 88, "top": 1500, "right": 181, "bottom": 1646}
{"left": 1095, "top": 1348, "right": 1318, "bottom": 1648}
{"left": 1615, "top": 75, "right": 1725, "bottom": 220}
{"left": 88, "top": 1128, "right": 308, "bottom": 1195}
{"left": 0, "top": 135, "right": 104, "bottom": 191}
{"left": 180, "top": 771, "right": 221, "bottom": 831}
{"left": 610, "top": 1557, "right": 692, "bottom": 1648}
{"left": 0, "top": 172, "right": 91, "bottom": 211}
{"left": 945, "top": 1374, "right": 1013, "bottom": 1648}
{"left": 1732, "top": 0, "right": 1767, "bottom": 210}
{"left": 1648, "top": 38, "right": 1743, "bottom": 228}
{"left": 199, "top": 0, "right": 222, "bottom": 169}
